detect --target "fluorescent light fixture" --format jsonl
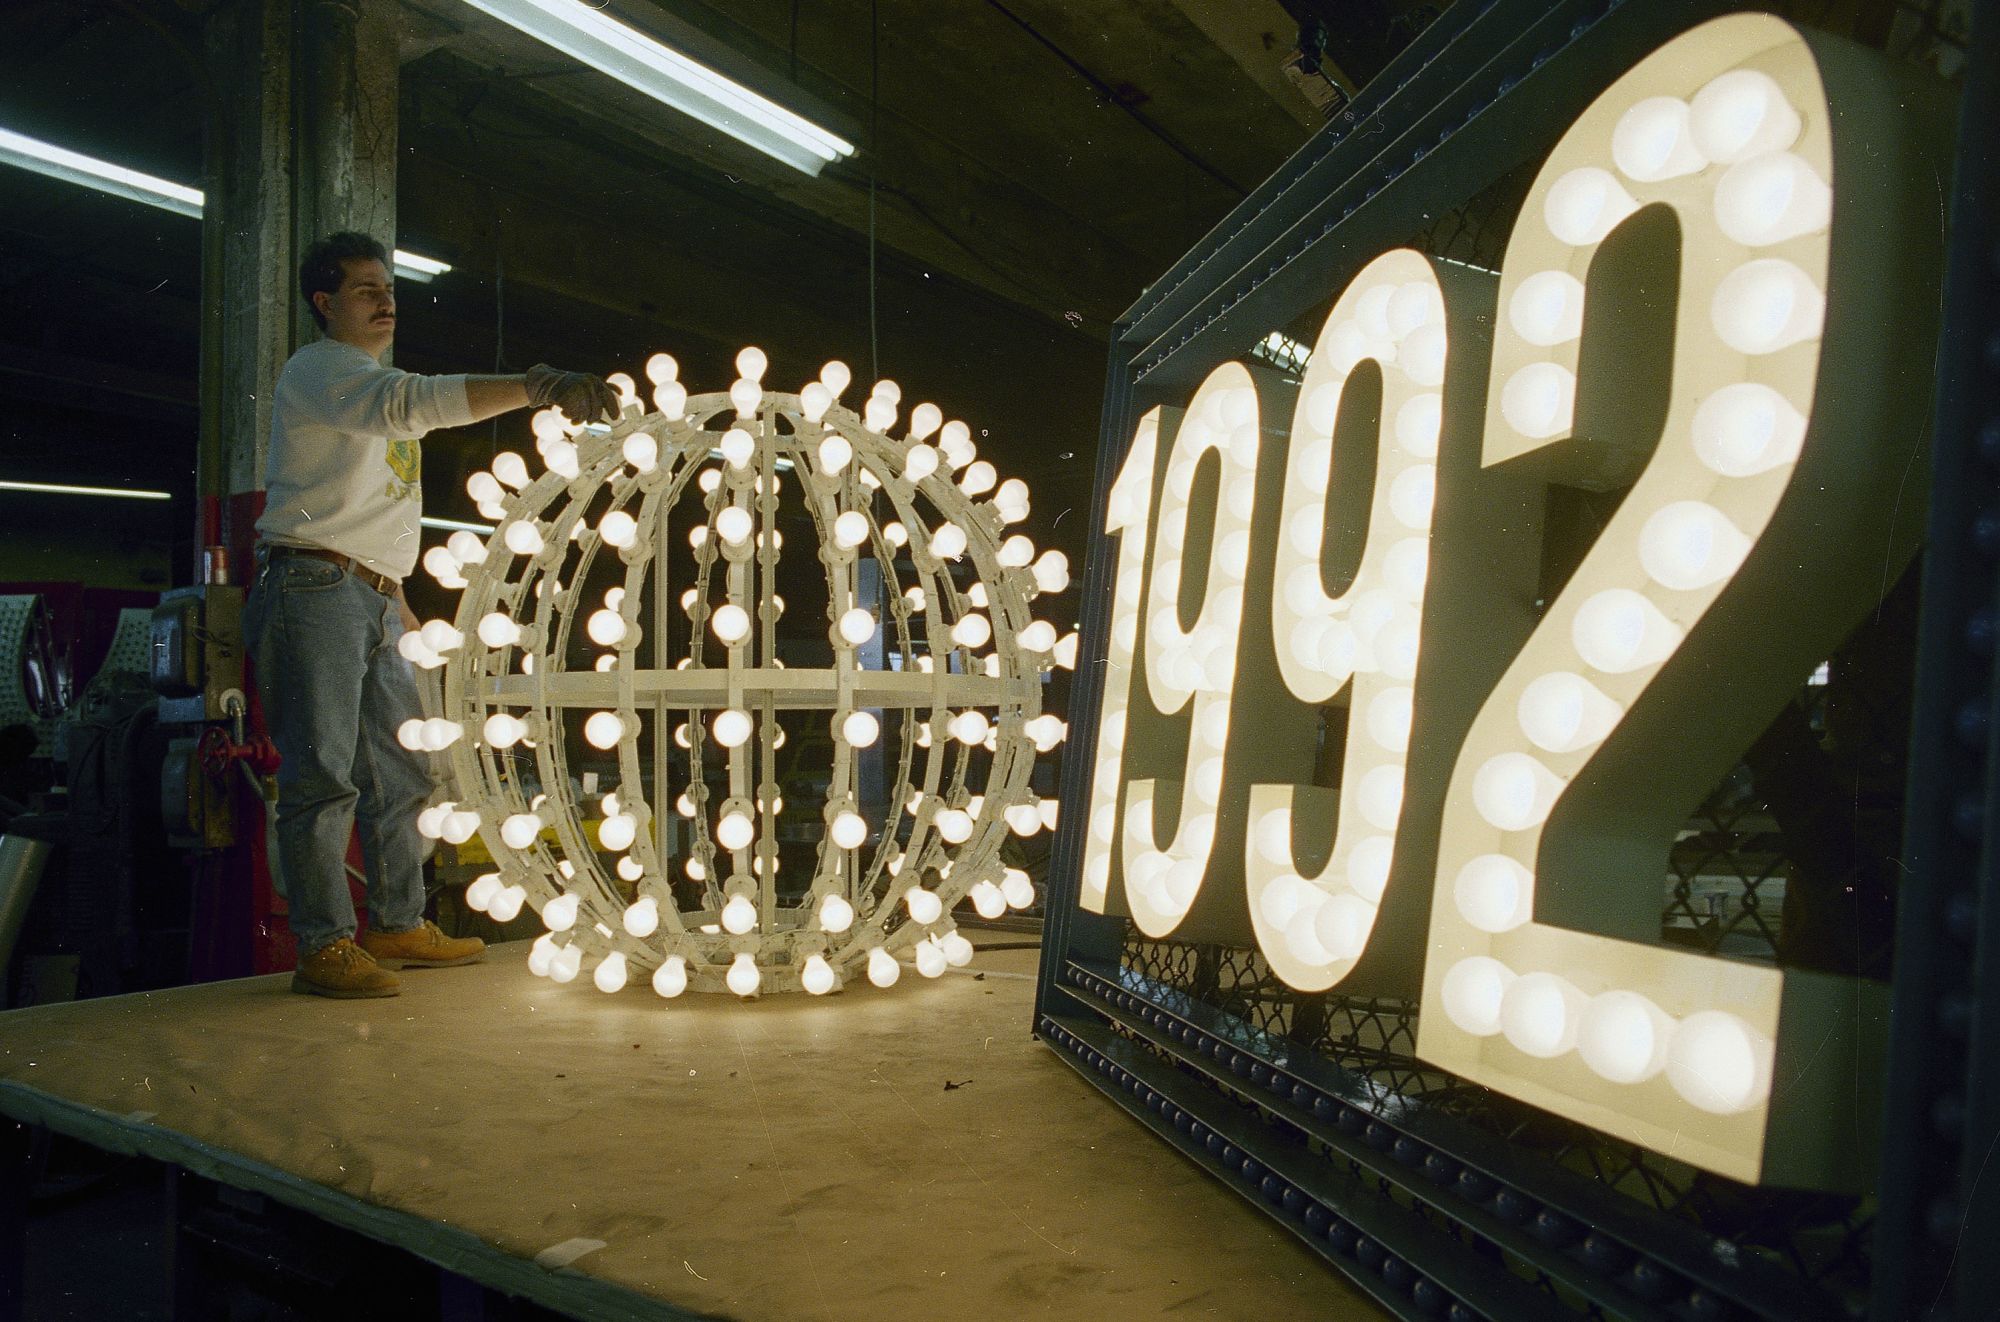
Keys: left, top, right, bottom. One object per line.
{"left": 0, "top": 126, "right": 450, "bottom": 280}
{"left": 456, "top": 0, "right": 854, "bottom": 176}
{"left": 421, "top": 515, "right": 495, "bottom": 534}
{"left": 0, "top": 479, "right": 171, "bottom": 501}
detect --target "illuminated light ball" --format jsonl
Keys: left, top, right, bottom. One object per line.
{"left": 818, "top": 434, "right": 853, "bottom": 474}
{"left": 624, "top": 896, "right": 660, "bottom": 938}
{"left": 583, "top": 711, "right": 626, "bottom": 750}
{"left": 729, "top": 378, "right": 763, "bottom": 418}
{"left": 935, "top": 807, "right": 974, "bottom": 844}
{"left": 1004, "top": 803, "right": 1042, "bottom": 837}
{"left": 1472, "top": 752, "right": 1564, "bottom": 832}
{"left": 949, "top": 711, "right": 990, "bottom": 746}
{"left": 832, "top": 511, "right": 869, "bottom": 549}
{"left": 1691, "top": 382, "right": 1806, "bottom": 478}
{"left": 819, "top": 893, "right": 855, "bottom": 933}
{"left": 527, "top": 934, "right": 556, "bottom": 977}
{"left": 419, "top": 620, "right": 462, "bottom": 654}
{"left": 1258, "top": 873, "right": 1310, "bottom": 930}
{"left": 396, "top": 718, "right": 427, "bottom": 751}
{"left": 1283, "top": 566, "right": 1327, "bottom": 621}
{"left": 500, "top": 813, "right": 541, "bottom": 850}
{"left": 617, "top": 856, "right": 644, "bottom": 882}
{"left": 1365, "top": 686, "right": 1415, "bottom": 753}
{"left": 466, "top": 472, "right": 505, "bottom": 505}
{"left": 1388, "top": 280, "right": 1441, "bottom": 338}
{"left": 1284, "top": 895, "right": 1333, "bottom": 964}
{"left": 904, "top": 444, "right": 940, "bottom": 482}
{"left": 830, "top": 812, "right": 868, "bottom": 850}
{"left": 1517, "top": 671, "right": 1623, "bottom": 754}
{"left": 951, "top": 613, "right": 991, "bottom": 649}
{"left": 1311, "top": 892, "right": 1376, "bottom": 962}
{"left": 866, "top": 947, "right": 902, "bottom": 988}
{"left": 586, "top": 609, "right": 627, "bottom": 647}
{"left": 593, "top": 951, "right": 629, "bottom": 994}
{"left": 712, "top": 708, "right": 753, "bottom": 748}
{"left": 799, "top": 380, "right": 833, "bottom": 423}
{"left": 961, "top": 459, "right": 997, "bottom": 496}
{"left": 488, "top": 885, "right": 527, "bottom": 923}
{"left": 1000, "top": 869, "right": 1036, "bottom": 910}
{"left": 1162, "top": 857, "right": 1203, "bottom": 910}
{"left": 1345, "top": 836, "right": 1394, "bottom": 904}
{"left": 1375, "top": 613, "right": 1421, "bottom": 682}
{"left": 622, "top": 431, "right": 658, "bottom": 472}
{"left": 906, "top": 887, "right": 944, "bottom": 926}
{"left": 1191, "top": 756, "right": 1225, "bottom": 806}
{"left": 1571, "top": 588, "right": 1683, "bottom": 674}
{"left": 716, "top": 812, "right": 755, "bottom": 852}
{"left": 503, "top": 521, "right": 544, "bottom": 557}
{"left": 1508, "top": 271, "right": 1586, "bottom": 348}
{"left": 1251, "top": 810, "right": 1294, "bottom": 867}
{"left": 1213, "top": 528, "right": 1252, "bottom": 580}
{"left": 1294, "top": 437, "right": 1333, "bottom": 498}
{"left": 994, "top": 478, "right": 1031, "bottom": 523}
{"left": 598, "top": 813, "right": 637, "bottom": 852}
{"left": 914, "top": 940, "right": 948, "bottom": 979}
{"left": 969, "top": 881, "right": 1006, "bottom": 920}
{"left": 1576, "top": 990, "right": 1674, "bottom": 1085}
{"left": 800, "top": 954, "right": 836, "bottom": 996}
{"left": 598, "top": 510, "right": 638, "bottom": 549}
{"left": 721, "top": 894, "right": 758, "bottom": 934}
{"left": 714, "top": 506, "right": 754, "bottom": 545}
{"left": 441, "top": 809, "right": 479, "bottom": 844}
{"left": 1015, "top": 620, "right": 1057, "bottom": 655}
{"left": 1452, "top": 853, "right": 1534, "bottom": 933}
{"left": 1501, "top": 362, "right": 1578, "bottom": 439}
{"left": 485, "top": 712, "right": 529, "bottom": 749}
{"left": 1638, "top": 501, "right": 1752, "bottom": 592}
{"left": 1714, "top": 151, "right": 1830, "bottom": 248}
{"left": 1399, "top": 324, "right": 1447, "bottom": 388}
{"left": 652, "top": 955, "right": 688, "bottom": 998}
{"left": 644, "top": 352, "right": 679, "bottom": 385}
{"left": 652, "top": 380, "right": 689, "bottom": 419}
{"left": 1500, "top": 972, "right": 1586, "bottom": 1058}
{"left": 837, "top": 608, "right": 876, "bottom": 647}
{"left": 478, "top": 611, "right": 523, "bottom": 649}
{"left": 493, "top": 451, "right": 531, "bottom": 489}
{"left": 1387, "top": 465, "right": 1436, "bottom": 531}
{"left": 1355, "top": 765, "right": 1405, "bottom": 832}
{"left": 1610, "top": 95, "right": 1707, "bottom": 182}
{"left": 1712, "top": 258, "right": 1825, "bottom": 356}
{"left": 1383, "top": 538, "right": 1429, "bottom": 604}
{"left": 711, "top": 603, "right": 751, "bottom": 645}
{"left": 1542, "top": 166, "right": 1640, "bottom": 247}
{"left": 941, "top": 932, "right": 975, "bottom": 967}
{"left": 549, "top": 943, "right": 583, "bottom": 984}
{"left": 1031, "top": 550, "right": 1071, "bottom": 594}
{"left": 542, "top": 891, "right": 581, "bottom": 932}
{"left": 445, "top": 531, "right": 487, "bottom": 567}
{"left": 465, "top": 873, "right": 503, "bottom": 912}
{"left": 725, "top": 952, "right": 762, "bottom": 997}
{"left": 937, "top": 419, "right": 975, "bottom": 466}
{"left": 1321, "top": 322, "right": 1370, "bottom": 376}
{"left": 1666, "top": 1010, "right": 1774, "bottom": 1114}
{"left": 1689, "top": 69, "right": 1801, "bottom": 165}
{"left": 929, "top": 521, "right": 968, "bottom": 561}
{"left": 421, "top": 718, "right": 462, "bottom": 751}
{"left": 840, "top": 710, "right": 879, "bottom": 748}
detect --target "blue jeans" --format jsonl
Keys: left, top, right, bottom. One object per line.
{"left": 244, "top": 550, "right": 434, "bottom": 954}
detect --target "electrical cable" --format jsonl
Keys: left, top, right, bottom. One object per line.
{"left": 868, "top": 0, "right": 880, "bottom": 384}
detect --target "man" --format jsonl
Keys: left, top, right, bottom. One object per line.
{"left": 248, "top": 230, "right": 619, "bottom": 999}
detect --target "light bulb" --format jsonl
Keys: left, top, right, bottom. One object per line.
{"left": 833, "top": 511, "right": 869, "bottom": 549}
{"left": 905, "top": 887, "right": 943, "bottom": 925}
{"left": 800, "top": 380, "right": 833, "bottom": 421}
{"left": 396, "top": 718, "right": 426, "bottom": 751}
{"left": 970, "top": 881, "right": 1006, "bottom": 919}
{"left": 1638, "top": 501, "right": 1751, "bottom": 591}
{"left": 1692, "top": 382, "right": 1806, "bottom": 477}
{"left": 1714, "top": 151, "right": 1830, "bottom": 247}
{"left": 1501, "top": 363, "right": 1576, "bottom": 439}
{"left": 716, "top": 811, "right": 754, "bottom": 851}
{"left": 622, "top": 431, "right": 658, "bottom": 473}
{"left": 841, "top": 711, "right": 879, "bottom": 748}
{"left": 583, "top": 711, "right": 625, "bottom": 749}
{"left": 466, "top": 472, "right": 505, "bottom": 505}
{"left": 586, "top": 609, "right": 627, "bottom": 647}
{"left": 1690, "top": 69, "right": 1800, "bottom": 165}
{"left": 819, "top": 893, "right": 855, "bottom": 933}
{"left": 1508, "top": 270, "right": 1586, "bottom": 347}
{"left": 994, "top": 478, "right": 1030, "bottom": 522}
{"left": 818, "top": 434, "right": 853, "bottom": 473}
{"left": 867, "top": 946, "right": 900, "bottom": 987}
{"left": 1577, "top": 990, "right": 1673, "bottom": 1084}
{"left": 441, "top": 809, "right": 479, "bottom": 843}
{"left": 1440, "top": 956, "right": 1513, "bottom": 1036}
{"left": 593, "top": 951, "right": 629, "bottom": 994}
{"left": 801, "top": 954, "right": 836, "bottom": 995}
{"left": 624, "top": 896, "right": 660, "bottom": 937}
{"left": 914, "top": 940, "right": 947, "bottom": 978}
{"left": 465, "top": 873, "right": 502, "bottom": 912}
{"left": 1517, "top": 671, "right": 1623, "bottom": 753}
{"left": 594, "top": 510, "right": 637, "bottom": 550}
{"left": 1355, "top": 765, "right": 1404, "bottom": 832}
{"left": 715, "top": 506, "right": 753, "bottom": 545}
{"left": 725, "top": 952, "right": 761, "bottom": 996}
{"left": 711, "top": 603, "right": 750, "bottom": 644}
{"left": 905, "top": 445, "right": 939, "bottom": 481}
{"left": 1053, "top": 632, "right": 1080, "bottom": 669}
{"left": 941, "top": 932, "right": 974, "bottom": 967}
{"left": 652, "top": 954, "right": 687, "bottom": 998}
{"left": 617, "top": 856, "right": 643, "bottom": 882}
{"left": 549, "top": 943, "right": 582, "bottom": 984}
{"left": 1610, "top": 95, "right": 1707, "bottom": 182}
{"left": 1310, "top": 893, "right": 1374, "bottom": 962}
{"left": 1500, "top": 972, "right": 1586, "bottom": 1058}
{"left": 652, "top": 380, "right": 688, "bottom": 419}
{"left": 1345, "top": 836, "right": 1393, "bottom": 903}
{"left": 492, "top": 451, "right": 530, "bottom": 489}
{"left": 837, "top": 608, "right": 876, "bottom": 647}
{"left": 721, "top": 894, "right": 757, "bottom": 934}
{"left": 1004, "top": 803, "right": 1040, "bottom": 836}
{"left": 487, "top": 885, "right": 526, "bottom": 923}
{"left": 1031, "top": 550, "right": 1070, "bottom": 593}
{"left": 1667, "top": 1011, "right": 1773, "bottom": 1113}
{"left": 712, "top": 709, "right": 753, "bottom": 748}
{"left": 543, "top": 439, "right": 579, "bottom": 479}
{"left": 502, "top": 521, "right": 544, "bottom": 556}
{"left": 951, "top": 614, "right": 991, "bottom": 649}
{"left": 420, "top": 717, "right": 461, "bottom": 751}
{"left": 719, "top": 428, "right": 755, "bottom": 469}
{"left": 831, "top": 812, "right": 867, "bottom": 849}
{"left": 422, "top": 546, "right": 459, "bottom": 583}
{"left": 1388, "top": 464, "right": 1436, "bottom": 530}
{"left": 1038, "top": 798, "right": 1059, "bottom": 829}
{"left": 1001, "top": 869, "right": 1035, "bottom": 909}
{"left": 500, "top": 813, "right": 540, "bottom": 850}
{"left": 1712, "top": 258, "right": 1824, "bottom": 355}
{"left": 1472, "top": 752, "right": 1563, "bottom": 831}
{"left": 929, "top": 522, "right": 967, "bottom": 560}
{"left": 959, "top": 460, "right": 996, "bottom": 496}
{"left": 1542, "top": 167, "right": 1639, "bottom": 247}
{"left": 884, "top": 522, "right": 909, "bottom": 549}
{"left": 1453, "top": 853, "right": 1533, "bottom": 932}
{"left": 936, "top": 808, "right": 973, "bottom": 844}
{"left": 598, "top": 812, "right": 637, "bottom": 852}
{"left": 645, "top": 352, "right": 678, "bottom": 385}
{"left": 729, "top": 378, "right": 762, "bottom": 418}
{"left": 1571, "top": 588, "right": 1683, "bottom": 673}
{"left": 949, "top": 711, "right": 989, "bottom": 745}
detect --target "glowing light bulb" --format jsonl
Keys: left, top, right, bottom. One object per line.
{"left": 583, "top": 711, "right": 625, "bottom": 749}
{"left": 949, "top": 711, "right": 989, "bottom": 745}
{"left": 420, "top": 717, "right": 461, "bottom": 751}
{"left": 714, "top": 506, "right": 754, "bottom": 546}
{"left": 833, "top": 511, "right": 869, "bottom": 549}
{"left": 905, "top": 445, "right": 940, "bottom": 482}
{"left": 1499, "top": 971, "right": 1586, "bottom": 1058}
{"left": 422, "top": 546, "right": 460, "bottom": 583}
{"left": 488, "top": 884, "right": 526, "bottom": 923}
{"left": 929, "top": 522, "right": 967, "bottom": 560}
{"left": 1501, "top": 363, "right": 1577, "bottom": 439}
{"left": 593, "top": 951, "right": 629, "bottom": 994}
{"left": 1508, "top": 270, "right": 1586, "bottom": 347}
{"left": 1517, "top": 671, "right": 1623, "bottom": 753}
{"left": 819, "top": 892, "right": 855, "bottom": 933}
{"left": 721, "top": 893, "right": 757, "bottom": 934}
{"left": 586, "top": 609, "right": 627, "bottom": 647}
{"left": 1355, "top": 765, "right": 1404, "bottom": 832}
{"left": 841, "top": 711, "right": 879, "bottom": 748}
{"left": 1611, "top": 95, "right": 1707, "bottom": 182}
{"left": 712, "top": 709, "right": 753, "bottom": 748}
{"left": 1577, "top": 990, "right": 1673, "bottom": 1084}
{"left": 959, "top": 460, "right": 996, "bottom": 496}
{"left": 1692, "top": 382, "right": 1806, "bottom": 477}
{"left": 1388, "top": 464, "right": 1436, "bottom": 530}
{"left": 1453, "top": 854, "right": 1533, "bottom": 932}
{"left": 936, "top": 809, "right": 974, "bottom": 844}
{"left": 837, "top": 608, "right": 876, "bottom": 647}
{"left": 1571, "top": 588, "right": 1682, "bottom": 674}
{"left": 711, "top": 604, "right": 750, "bottom": 645}
{"left": 542, "top": 891, "right": 580, "bottom": 932}
{"left": 867, "top": 946, "right": 900, "bottom": 987}
{"left": 719, "top": 428, "right": 755, "bottom": 469}
{"left": 914, "top": 940, "right": 947, "bottom": 978}
{"left": 441, "top": 809, "right": 479, "bottom": 843}
{"left": 1472, "top": 752, "right": 1563, "bottom": 831}
{"left": 831, "top": 812, "right": 867, "bottom": 850}
{"left": 1542, "top": 167, "right": 1639, "bottom": 246}
{"left": 1441, "top": 956, "right": 1513, "bottom": 1036}
{"left": 1031, "top": 550, "right": 1070, "bottom": 594}
{"left": 543, "top": 439, "right": 579, "bottom": 479}
{"left": 905, "top": 887, "right": 943, "bottom": 925}
{"left": 716, "top": 811, "right": 754, "bottom": 851}
{"left": 1667, "top": 1011, "right": 1773, "bottom": 1113}
{"left": 1001, "top": 869, "right": 1035, "bottom": 910}
{"left": 623, "top": 896, "right": 660, "bottom": 938}
{"left": 500, "top": 813, "right": 540, "bottom": 849}
{"left": 396, "top": 719, "right": 426, "bottom": 751}
{"left": 1638, "top": 501, "right": 1751, "bottom": 591}
{"left": 645, "top": 352, "right": 679, "bottom": 385}
{"left": 598, "top": 812, "right": 637, "bottom": 852}
{"left": 465, "top": 874, "right": 502, "bottom": 912}
{"left": 621, "top": 431, "right": 658, "bottom": 473}
{"left": 970, "top": 881, "right": 1006, "bottom": 920}
{"left": 726, "top": 952, "right": 761, "bottom": 996}
{"left": 652, "top": 955, "right": 687, "bottom": 998}
{"left": 1690, "top": 69, "right": 1800, "bottom": 165}
{"left": 1712, "top": 258, "right": 1825, "bottom": 355}
{"left": 503, "top": 521, "right": 544, "bottom": 556}
{"left": 951, "top": 614, "right": 991, "bottom": 649}
{"left": 1714, "top": 151, "right": 1830, "bottom": 247}
{"left": 940, "top": 932, "right": 974, "bottom": 967}
{"left": 799, "top": 380, "right": 833, "bottom": 423}
{"left": 1053, "top": 632, "right": 1080, "bottom": 669}
{"left": 729, "top": 378, "right": 762, "bottom": 417}
{"left": 467, "top": 472, "right": 505, "bottom": 505}
{"left": 492, "top": 451, "right": 530, "bottom": 489}
{"left": 818, "top": 434, "right": 853, "bottom": 473}
{"left": 801, "top": 954, "right": 836, "bottom": 995}
{"left": 549, "top": 943, "right": 582, "bottom": 984}
{"left": 652, "top": 380, "right": 688, "bottom": 419}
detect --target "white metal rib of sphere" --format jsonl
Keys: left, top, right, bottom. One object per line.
{"left": 432, "top": 355, "right": 1065, "bottom": 997}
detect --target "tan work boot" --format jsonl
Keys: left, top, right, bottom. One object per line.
{"left": 292, "top": 938, "right": 400, "bottom": 999}
{"left": 361, "top": 919, "right": 486, "bottom": 969}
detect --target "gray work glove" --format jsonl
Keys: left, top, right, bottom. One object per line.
{"left": 525, "top": 363, "right": 621, "bottom": 424}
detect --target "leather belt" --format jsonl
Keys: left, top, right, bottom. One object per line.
{"left": 265, "top": 545, "right": 399, "bottom": 596}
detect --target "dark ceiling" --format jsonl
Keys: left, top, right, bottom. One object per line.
{"left": 0, "top": 0, "right": 1425, "bottom": 587}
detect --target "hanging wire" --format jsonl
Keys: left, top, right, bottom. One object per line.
{"left": 868, "top": 0, "right": 880, "bottom": 384}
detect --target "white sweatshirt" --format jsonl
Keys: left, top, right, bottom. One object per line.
{"left": 255, "top": 338, "right": 476, "bottom": 580}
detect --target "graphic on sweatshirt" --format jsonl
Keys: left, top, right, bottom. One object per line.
{"left": 385, "top": 438, "right": 422, "bottom": 501}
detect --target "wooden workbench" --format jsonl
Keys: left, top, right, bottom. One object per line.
{"left": 0, "top": 938, "right": 1376, "bottom": 1319}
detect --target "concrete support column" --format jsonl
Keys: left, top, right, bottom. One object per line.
{"left": 197, "top": 0, "right": 399, "bottom": 567}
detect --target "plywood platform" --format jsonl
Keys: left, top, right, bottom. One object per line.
{"left": 0, "top": 938, "right": 1381, "bottom": 1320}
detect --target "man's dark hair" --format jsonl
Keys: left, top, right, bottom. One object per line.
{"left": 299, "top": 231, "right": 390, "bottom": 330}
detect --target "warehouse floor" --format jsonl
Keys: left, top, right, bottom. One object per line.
{"left": 3, "top": 935, "right": 1383, "bottom": 1320}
